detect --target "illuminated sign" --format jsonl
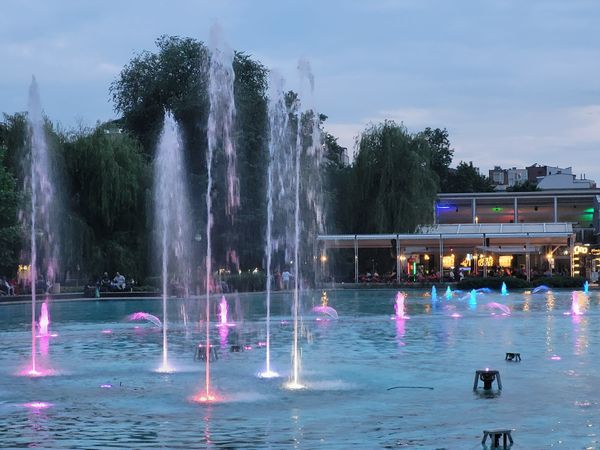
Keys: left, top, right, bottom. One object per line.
{"left": 574, "top": 245, "right": 588, "bottom": 255}
{"left": 477, "top": 256, "right": 494, "bottom": 267}
{"left": 498, "top": 256, "right": 513, "bottom": 267}
{"left": 442, "top": 255, "right": 455, "bottom": 269}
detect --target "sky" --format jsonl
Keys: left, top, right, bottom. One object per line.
{"left": 2, "top": 0, "right": 600, "bottom": 181}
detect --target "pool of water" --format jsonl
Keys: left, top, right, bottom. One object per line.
{"left": 0, "top": 288, "right": 599, "bottom": 449}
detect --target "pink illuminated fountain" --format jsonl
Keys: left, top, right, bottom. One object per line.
{"left": 22, "top": 77, "right": 60, "bottom": 377}
{"left": 38, "top": 301, "right": 50, "bottom": 337}
{"left": 393, "top": 292, "right": 409, "bottom": 320}
{"left": 570, "top": 291, "right": 582, "bottom": 316}
{"left": 311, "top": 291, "right": 339, "bottom": 320}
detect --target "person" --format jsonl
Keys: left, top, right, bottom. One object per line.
{"left": 100, "top": 272, "right": 111, "bottom": 291}
{"left": 112, "top": 272, "right": 126, "bottom": 290}
{"left": 282, "top": 269, "right": 291, "bottom": 290}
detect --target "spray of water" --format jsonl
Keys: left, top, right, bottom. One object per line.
{"left": 199, "top": 23, "right": 237, "bottom": 401}
{"left": 260, "top": 73, "right": 291, "bottom": 379}
{"left": 287, "top": 59, "right": 323, "bottom": 390}
{"left": 154, "top": 112, "right": 191, "bottom": 373}
{"left": 24, "top": 77, "right": 59, "bottom": 376}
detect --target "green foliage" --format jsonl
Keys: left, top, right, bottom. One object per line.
{"left": 532, "top": 276, "right": 585, "bottom": 288}
{"left": 348, "top": 121, "right": 438, "bottom": 233}
{"left": 223, "top": 271, "right": 266, "bottom": 292}
{"left": 445, "top": 161, "right": 495, "bottom": 193}
{"left": 418, "top": 127, "right": 453, "bottom": 187}
{"left": 61, "top": 124, "right": 150, "bottom": 280}
{"left": 0, "top": 146, "right": 21, "bottom": 276}
{"left": 457, "top": 276, "right": 529, "bottom": 290}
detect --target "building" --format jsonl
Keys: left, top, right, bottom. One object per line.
{"left": 317, "top": 188, "right": 600, "bottom": 283}
{"left": 488, "top": 166, "right": 528, "bottom": 190}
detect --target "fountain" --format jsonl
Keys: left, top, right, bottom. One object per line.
{"left": 259, "top": 72, "right": 290, "bottom": 379}
{"left": 469, "top": 289, "right": 478, "bottom": 309}
{"left": 445, "top": 286, "right": 452, "bottom": 300}
{"left": 198, "top": 23, "right": 238, "bottom": 402}
{"left": 127, "top": 312, "right": 162, "bottom": 328}
{"left": 501, "top": 282, "right": 508, "bottom": 296}
{"left": 570, "top": 291, "right": 582, "bottom": 316}
{"left": 532, "top": 285, "right": 549, "bottom": 294}
{"left": 393, "top": 292, "right": 409, "bottom": 319}
{"left": 23, "top": 77, "right": 59, "bottom": 376}
{"left": 583, "top": 280, "right": 589, "bottom": 294}
{"left": 486, "top": 302, "right": 511, "bottom": 315}
{"left": 38, "top": 301, "right": 50, "bottom": 337}
{"left": 154, "top": 111, "right": 191, "bottom": 373}
{"left": 431, "top": 285, "right": 437, "bottom": 300}
{"left": 287, "top": 58, "right": 323, "bottom": 390}
{"left": 311, "top": 291, "right": 339, "bottom": 320}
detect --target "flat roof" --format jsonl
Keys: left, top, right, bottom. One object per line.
{"left": 317, "top": 223, "right": 573, "bottom": 250}
{"left": 437, "top": 189, "right": 600, "bottom": 199}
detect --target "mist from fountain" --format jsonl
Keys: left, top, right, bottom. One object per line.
{"left": 154, "top": 111, "right": 191, "bottom": 373}
{"left": 23, "top": 77, "right": 59, "bottom": 376}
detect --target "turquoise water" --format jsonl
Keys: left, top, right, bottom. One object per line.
{"left": 0, "top": 289, "right": 599, "bottom": 449}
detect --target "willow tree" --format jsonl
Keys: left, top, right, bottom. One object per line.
{"left": 61, "top": 124, "right": 150, "bottom": 280}
{"left": 350, "top": 121, "right": 438, "bottom": 233}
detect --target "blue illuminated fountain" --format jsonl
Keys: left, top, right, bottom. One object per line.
{"left": 501, "top": 282, "right": 508, "bottom": 296}
{"left": 445, "top": 286, "right": 452, "bottom": 300}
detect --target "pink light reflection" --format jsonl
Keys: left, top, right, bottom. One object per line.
{"left": 23, "top": 402, "right": 52, "bottom": 410}
{"left": 101, "top": 329, "right": 113, "bottom": 334}
{"left": 551, "top": 355, "right": 561, "bottom": 361}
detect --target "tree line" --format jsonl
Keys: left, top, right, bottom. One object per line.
{"left": 0, "top": 35, "right": 494, "bottom": 286}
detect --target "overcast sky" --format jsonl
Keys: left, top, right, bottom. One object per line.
{"left": 2, "top": 0, "right": 599, "bottom": 181}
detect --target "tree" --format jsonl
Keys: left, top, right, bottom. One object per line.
{"left": 418, "top": 127, "right": 453, "bottom": 189}
{"left": 445, "top": 161, "right": 495, "bottom": 193}
{"left": 61, "top": 124, "right": 151, "bottom": 280}
{"left": 0, "top": 146, "right": 20, "bottom": 276}
{"left": 349, "top": 121, "right": 438, "bottom": 233}
{"left": 111, "top": 35, "right": 270, "bottom": 273}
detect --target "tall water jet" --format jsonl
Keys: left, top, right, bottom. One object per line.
{"left": 154, "top": 111, "right": 191, "bottom": 373}
{"left": 583, "top": 280, "right": 589, "bottom": 294}
{"left": 199, "top": 23, "right": 237, "bottom": 401}
{"left": 445, "top": 286, "right": 452, "bottom": 300}
{"left": 287, "top": 59, "right": 323, "bottom": 390}
{"left": 260, "top": 72, "right": 290, "bottom": 379}
{"left": 23, "top": 77, "right": 59, "bottom": 376}
{"left": 431, "top": 285, "right": 437, "bottom": 300}
{"left": 501, "top": 282, "right": 508, "bottom": 296}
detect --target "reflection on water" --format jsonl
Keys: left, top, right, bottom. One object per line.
{"left": 0, "top": 289, "right": 598, "bottom": 448}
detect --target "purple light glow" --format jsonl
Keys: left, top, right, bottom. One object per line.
{"left": 551, "top": 355, "right": 561, "bottom": 361}
{"left": 100, "top": 384, "right": 112, "bottom": 389}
